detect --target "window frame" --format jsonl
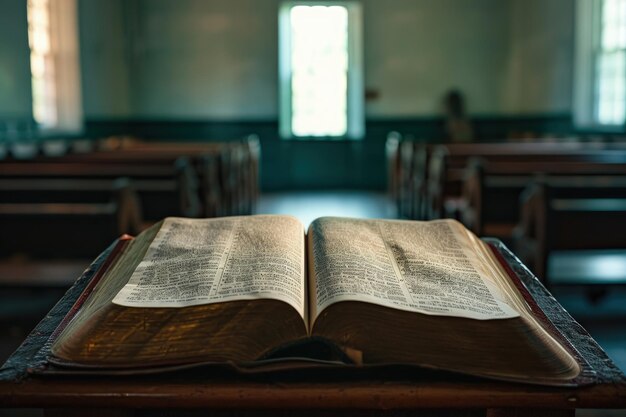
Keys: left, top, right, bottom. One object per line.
{"left": 574, "top": 0, "right": 626, "bottom": 130}
{"left": 27, "top": 0, "right": 83, "bottom": 135}
{"left": 278, "top": 1, "right": 364, "bottom": 140}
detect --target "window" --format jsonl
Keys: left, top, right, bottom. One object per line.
{"left": 28, "top": 0, "right": 56, "bottom": 128}
{"left": 27, "top": 0, "right": 82, "bottom": 133}
{"left": 279, "top": 2, "right": 364, "bottom": 139}
{"left": 574, "top": 0, "right": 626, "bottom": 128}
{"left": 596, "top": 0, "right": 626, "bottom": 125}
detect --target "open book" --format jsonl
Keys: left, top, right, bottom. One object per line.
{"left": 50, "top": 216, "right": 581, "bottom": 385}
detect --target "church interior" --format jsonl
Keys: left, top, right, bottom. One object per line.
{"left": 1, "top": 0, "right": 626, "bottom": 415}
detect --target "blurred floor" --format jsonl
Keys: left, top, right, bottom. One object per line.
{"left": 256, "top": 190, "right": 397, "bottom": 228}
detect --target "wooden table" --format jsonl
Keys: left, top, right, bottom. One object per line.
{"left": 1, "top": 240, "right": 625, "bottom": 416}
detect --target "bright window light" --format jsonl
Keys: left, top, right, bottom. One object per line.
{"left": 596, "top": 0, "right": 626, "bottom": 125}
{"left": 28, "top": 0, "right": 57, "bottom": 128}
{"left": 291, "top": 5, "right": 348, "bottom": 136}
{"left": 279, "top": 2, "right": 364, "bottom": 139}
{"left": 27, "top": 0, "right": 82, "bottom": 133}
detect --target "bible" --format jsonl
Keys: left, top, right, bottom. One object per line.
{"left": 48, "top": 215, "right": 582, "bottom": 385}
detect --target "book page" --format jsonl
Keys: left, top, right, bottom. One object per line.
{"left": 310, "top": 217, "right": 519, "bottom": 320}
{"left": 113, "top": 216, "right": 306, "bottom": 317}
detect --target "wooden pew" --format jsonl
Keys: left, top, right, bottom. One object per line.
{"left": 513, "top": 179, "right": 626, "bottom": 285}
{"left": 425, "top": 146, "right": 456, "bottom": 220}
{"left": 124, "top": 139, "right": 260, "bottom": 217}
{"left": 397, "top": 140, "right": 415, "bottom": 218}
{"left": 0, "top": 157, "right": 201, "bottom": 221}
{"left": 460, "top": 158, "right": 626, "bottom": 238}
{"left": 424, "top": 143, "right": 626, "bottom": 224}
{"left": 7, "top": 138, "right": 223, "bottom": 215}
{"left": 386, "top": 132, "right": 401, "bottom": 204}
{"left": 3, "top": 136, "right": 260, "bottom": 219}
{"left": 126, "top": 138, "right": 261, "bottom": 216}
{"left": 386, "top": 133, "right": 429, "bottom": 220}
{"left": 402, "top": 143, "right": 429, "bottom": 220}
{"left": 56, "top": 137, "right": 257, "bottom": 217}
{"left": 0, "top": 178, "right": 142, "bottom": 259}
{"left": 247, "top": 135, "right": 261, "bottom": 214}
{"left": 199, "top": 153, "right": 224, "bottom": 218}
{"left": 197, "top": 137, "right": 260, "bottom": 218}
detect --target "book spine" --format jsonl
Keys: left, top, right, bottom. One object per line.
{"left": 47, "top": 236, "right": 133, "bottom": 344}
{"left": 487, "top": 242, "right": 593, "bottom": 386}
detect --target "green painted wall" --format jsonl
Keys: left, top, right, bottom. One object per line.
{"left": 79, "top": 0, "right": 575, "bottom": 119}
{"left": 504, "top": 0, "right": 575, "bottom": 114}
{"left": 79, "top": 0, "right": 133, "bottom": 118}
{"left": 362, "top": 0, "right": 510, "bottom": 116}
{"left": 0, "top": 0, "right": 32, "bottom": 124}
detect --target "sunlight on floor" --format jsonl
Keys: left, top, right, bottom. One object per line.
{"left": 256, "top": 190, "right": 396, "bottom": 229}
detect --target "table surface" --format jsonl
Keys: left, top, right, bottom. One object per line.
{"left": 1, "top": 239, "right": 625, "bottom": 411}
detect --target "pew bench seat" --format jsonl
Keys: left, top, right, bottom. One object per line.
{"left": 549, "top": 249, "right": 626, "bottom": 286}
{"left": 514, "top": 182, "right": 626, "bottom": 286}
{"left": 0, "top": 259, "right": 90, "bottom": 289}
